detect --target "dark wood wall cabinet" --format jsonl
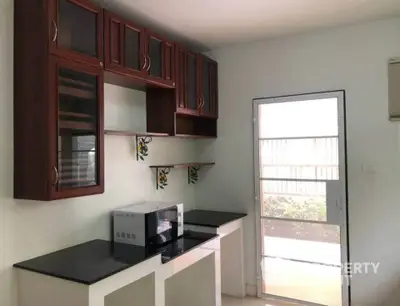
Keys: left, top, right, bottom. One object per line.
{"left": 14, "top": 0, "right": 218, "bottom": 200}
{"left": 104, "top": 11, "right": 175, "bottom": 89}
{"left": 175, "top": 48, "right": 218, "bottom": 119}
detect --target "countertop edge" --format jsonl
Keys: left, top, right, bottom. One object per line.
{"left": 13, "top": 251, "right": 162, "bottom": 285}
{"left": 183, "top": 212, "right": 247, "bottom": 228}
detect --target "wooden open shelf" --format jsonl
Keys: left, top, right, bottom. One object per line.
{"left": 104, "top": 130, "right": 169, "bottom": 137}
{"left": 59, "top": 111, "right": 93, "bottom": 119}
{"left": 59, "top": 77, "right": 94, "bottom": 89}
{"left": 59, "top": 120, "right": 95, "bottom": 131}
{"left": 104, "top": 130, "right": 215, "bottom": 139}
{"left": 174, "top": 134, "right": 216, "bottom": 139}
{"left": 58, "top": 178, "right": 96, "bottom": 184}
{"left": 149, "top": 162, "right": 215, "bottom": 169}
{"left": 59, "top": 85, "right": 95, "bottom": 99}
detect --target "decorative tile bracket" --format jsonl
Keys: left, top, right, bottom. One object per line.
{"left": 155, "top": 167, "right": 171, "bottom": 190}
{"left": 188, "top": 165, "right": 201, "bottom": 184}
{"left": 136, "top": 136, "right": 152, "bottom": 161}
{"left": 104, "top": 130, "right": 170, "bottom": 161}
{"left": 150, "top": 163, "right": 215, "bottom": 190}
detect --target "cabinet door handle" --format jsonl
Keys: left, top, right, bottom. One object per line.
{"left": 197, "top": 97, "right": 202, "bottom": 109}
{"left": 52, "top": 21, "right": 58, "bottom": 42}
{"left": 141, "top": 54, "right": 147, "bottom": 70}
{"left": 146, "top": 55, "right": 151, "bottom": 71}
{"left": 53, "top": 166, "right": 59, "bottom": 186}
{"left": 201, "top": 97, "right": 205, "bottom": 108}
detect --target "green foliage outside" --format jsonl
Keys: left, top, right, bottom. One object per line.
{"left": 264, "top": 195, "right": 340, "bottom": 244}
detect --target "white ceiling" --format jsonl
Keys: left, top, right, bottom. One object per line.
{"left": 103, "top": 0, "right": 400, "bottom": 49}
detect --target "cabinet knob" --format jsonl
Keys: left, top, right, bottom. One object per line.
{"left": 173, "top": 82, "right": 176, "bottom": 86}
{"left": 100, "top": 62, "right": 104, "bottom": 67}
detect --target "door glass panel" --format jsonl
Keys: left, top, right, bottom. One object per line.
{"left": 149, "top": 37, "right": 162, "bottom": 77}
{"left": 187, "top": 54, "right": 197, "bottom": 110}
{"left": 125, "top": 27, "right": 140, "bottom": 70}
{"left": 262, "top": 219, "right": 341, "bottom": 305}
{"left": 177, "top": 49, "right": 185, "bottom": 108}
{"left": 258, "top": 98, "right": 338, "bottom": 138}
{"left": 260, "top": 138, "right": 339, "bottom": 179}
{"left": 58, "top": 68, "right": 98, "bottom": 190}
{"left": 261, "top": 180, "right": 327, "bottom": 221}
{"left": 110, "top": 20, "right": 121, "bottom": 64}
{"left": 202, "top": 61, "right": 211, "bottom": 113}
{"left": 164, "top": 44, "right": 172, "bottom": 81}
{"left": 58, "top": 0, "right": 97, "bottom": 57}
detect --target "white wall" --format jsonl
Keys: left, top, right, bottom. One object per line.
{"left": 0, "top": 1, "right": 196, "bottom": 306}
{"left": 196, "top": 18, "right": 400, "bottom": 305}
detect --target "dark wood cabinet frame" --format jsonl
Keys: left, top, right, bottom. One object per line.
{"left": 104, "top": 11, "right": 175, "bottom": 89}
{"left": 174, "top": 47, "right": 218, "bottom": 119}
{"left": 104, "top": 11, "right": 147, "bottom": 79}
{"left": 14, "top": 0, "right": 217, "bottom": 200}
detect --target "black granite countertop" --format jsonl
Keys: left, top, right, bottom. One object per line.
{"left": 156, "top": 231, "right": 218, "bottom": 263}
{"left": 13, "top": 231, "right": 218, "bottom": 285}
{"left": 184, "top": 209, "right": 247, "bottom": 228}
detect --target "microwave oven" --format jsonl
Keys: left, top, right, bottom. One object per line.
{"left": 113, "top": 201, "right": 184, "bottom": 247}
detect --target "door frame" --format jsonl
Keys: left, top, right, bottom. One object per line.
{"left": 252, "top": 90, "right": 350, "bottom": 306}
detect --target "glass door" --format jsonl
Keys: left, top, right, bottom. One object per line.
{"left": 51, "top": 56, "right": 104, "bottom": 198}
{"left": 49, "top": 0, "right": 103, "bottom": 67}
{"left": 253, "top": 92, "right": 348, "bottom": 306}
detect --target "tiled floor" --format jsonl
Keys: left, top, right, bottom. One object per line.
{"left": 263, "top": 257, "right": 341, "bottom": 305}
{"left": 262, "top": 237, "right": 342, "bottom": 305}
{"left": 222, "top": 295, "right": 304, "bottom": 306}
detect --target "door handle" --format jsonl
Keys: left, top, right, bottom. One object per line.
{"left": 52, "top": 21, "right": 58, "bottom": 42}
{"left": 146, "top": 55, "right": 151, "bottom": 71}
{"left": 336, "top": 195, "right": 343, "bottom": 211}
{"left": 53, "top": 166, "right": 59, "bottom": 186}
{"left": 141, "top": 54, "right": 147, "bottom": 70}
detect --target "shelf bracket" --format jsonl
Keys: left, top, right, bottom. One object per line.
{"left": 188, "top": 165, "right": 201, "bottom": 184}
{"left": 136, "top": 136, "right": 152, "bottom": 161}
{"left": 156, "top": 167, "right": 171, "bottom": 190}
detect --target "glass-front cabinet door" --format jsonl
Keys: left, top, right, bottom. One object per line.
{"left": 50, "top": 56, "right": 104, "bottom": 199}
{"left": 147, "top": 33, "right": 163, "bottom": 79}
{"left": 175, "top": 46, "right": 187, "bottom": 113}
{"left": 104, "top": 11, "right": 146, "bottom": 77}
{"left": 185, "top": 52, "right": 199, "bottom": 114}
{"left": 49, "top": 0, "right": 103, "bottom": 67}
{"left": 146, "top": 31, "right": 175, "bottom": 87}
{"left": 124, "top": 23, "right": 145, "bottom": 74}
{"left": 200, "top": 56, "right": 218, "bottom": 118}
